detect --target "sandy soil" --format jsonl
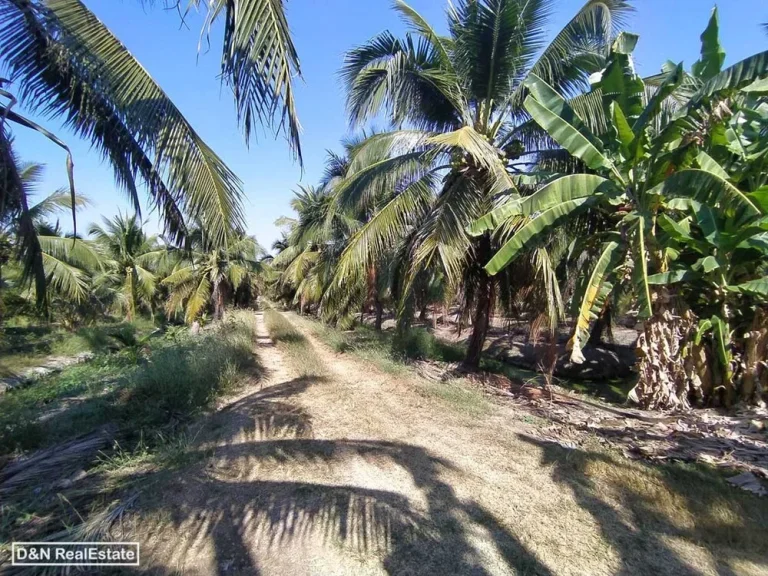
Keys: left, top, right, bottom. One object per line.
{"left": 124, "top": 311, "right": 768, "bottom": 576}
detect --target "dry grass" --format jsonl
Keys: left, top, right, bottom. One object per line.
{"left": 263, "top": 309, "right": 327, "bottom": 378}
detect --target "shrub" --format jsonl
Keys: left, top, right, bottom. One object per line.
{"left": 119, "top": 315, "right": 257, "bottom": 427}
{"left": 392, "top": 328, "right": 436, "bottom": 360}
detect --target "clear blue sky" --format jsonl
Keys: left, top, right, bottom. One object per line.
{"left": 8, "top": 0, "right": 767, "bottom": 250}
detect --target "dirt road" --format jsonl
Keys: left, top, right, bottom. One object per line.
{"left": 128, "top": 310, "right": 768, "bottom": 576}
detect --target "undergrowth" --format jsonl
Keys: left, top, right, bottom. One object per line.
{"left": 0, "top": 312, "right": 259, "bottom": 456}
{"left": 0, "top": 311, "right": 259, "bottom": 550}
{"left": 0, "top": 318, "right": 159, "bottom": 376}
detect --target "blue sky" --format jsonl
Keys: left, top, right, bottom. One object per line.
{"left": 8, "top": 0, "right": 767, "bottom": 250}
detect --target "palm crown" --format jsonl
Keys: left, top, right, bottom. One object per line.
{"left": 330, "top": 0, "right": 632, "bottom": 366}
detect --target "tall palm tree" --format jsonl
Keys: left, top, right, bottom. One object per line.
{"left": 0, "top": 0, "right": 302, "bottom": 297}
{"left": 89, "top": 214, "right": 163, "bottom": 321}
{"left": 163, "top": 229, "right": 266, "bottom": 323}
{"left": 331, "top": 0, "right": 632, "bottom": 368}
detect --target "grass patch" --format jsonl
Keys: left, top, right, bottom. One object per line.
{"left": 0, "top": 317, "right": 158, "bottom": 376}
{"left": 0, "top": 311, "right": 259, "bottom": 551}
{"left": 264, "top": 309, "right": 326, "bottom": 377}
{"left": 0, "top": 312, "right": 258, "bottom": 456}
{"left": 419, "top": 379, "right": 490, "bottom": 417}
{"left": 391, "top": 327, "right": 466, "bottom": 363}
{"left": 298, "top": 317, "right": 465, "bottom": 374}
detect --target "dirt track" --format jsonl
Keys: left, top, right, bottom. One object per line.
{"left": 127, "top": 310, "right": 768, "bottom": 576}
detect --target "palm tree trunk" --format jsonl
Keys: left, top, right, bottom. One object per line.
{"left": 374, "top": 298, "right": 383, "bottom": 331}
{"left": 465, "top": 272, "right": 493, "bottom": 369}
{"left": 465, "top": 236, "right": 494, "bottom": 369}
{"left": 212, "top": 280, "right": 227, "bottom": 321}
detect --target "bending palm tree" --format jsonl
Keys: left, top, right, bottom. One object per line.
{"left": 333, "top": 0, "right": 631, "bottom": 367}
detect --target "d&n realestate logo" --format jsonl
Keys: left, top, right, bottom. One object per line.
{"left": 12, "top": 542, "right": 140, "bottom": 566}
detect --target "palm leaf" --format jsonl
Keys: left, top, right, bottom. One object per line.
{"left": 3, "top": 0, "right": 244, "bottom": 246}
{"left": 213, "top": 0, "right": 302, "bottom": 158}
{"left": 37, "top": 235, "right": 103, "bottom": 271}
{"left": 333, "top": 173, "right": 435, "bottom": 282}
{"left": 523, "top": 0, "right": 633, "bottom": 98}
{"left": 41, "top": 251, "right": 89, "bottom": 302}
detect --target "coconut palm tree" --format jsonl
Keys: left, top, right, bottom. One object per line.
{"left": 89, "top": 214, "right": 165, "bottom": 321}
{"left": 0, "top": 159, "right": 100, "bottom": 310}
{"left": 0, "top": 0, "right": 302, "bottom": 296}
{"left": 271, "top": 183, "right": 363, "bottom": 321}
{"left": 163, "top": 229, "right": 267, "bottom": 323}
{"left": 331, "top": 0, "right": 632, "bottom": 368}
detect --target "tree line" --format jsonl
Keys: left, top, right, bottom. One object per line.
{"left": 2, "top": 1, "right": 768, "bottom": 411}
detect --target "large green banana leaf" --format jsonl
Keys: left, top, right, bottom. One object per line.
{"left": 649, "top": 169, "right": 762, "bottom": 222}
{"left": 685, "top": 51, "right": 768, "bottom": 111}
{"left": 524, "top": 95, "right": 616, "bottom": 172}
{"left": 484, "top": 196, "right": 594, "bottom": 275}
{"left": 469, "top": 174, "right": 616, "bottom": 236}
{"left": 523, "top": 74, "right": 603, "bottom": 150}
{"left": 691, "top": 7, "right": 725, "bottom": 81}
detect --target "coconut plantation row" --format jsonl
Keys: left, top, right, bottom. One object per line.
{"left": 1, "top": 1, "right": 767, "bottom": 574}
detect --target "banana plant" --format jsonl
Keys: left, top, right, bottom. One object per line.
{"left": 471, "top": 15, "right": 768, "bottom": 366}
{"left": 649, "top": 194, "right": 768, "bottom": 396}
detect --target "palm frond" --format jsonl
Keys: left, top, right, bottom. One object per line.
{"left": 194, "top": 0, "right": 302, "bottom": 158}
{"left": 1, "top": 0, "right": 243, "bottom": 245}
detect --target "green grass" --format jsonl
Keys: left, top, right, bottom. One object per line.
{"left": 418, "top": 379, "right": 491, "bottom": 417}
{"left": 263, "top": 309, "right": 326, "bottom": 377}
{"left": 0, "top": 312, "right": 259, "bottom": 456}
{"left": 299, "top": 318, "right": 466, "bottom": 375}
{"left": 0, "top": 317, "right": 159, "bottom": 375}
{"left": 0, "top": 311, "right": 260, "bottom": 551}
{"left": 294, "top": 314, "right": 635, "bottom": 406}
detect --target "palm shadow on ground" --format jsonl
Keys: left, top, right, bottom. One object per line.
{"left": 517, "top": 434, "right": 768, "bottom": 576}
{"left": 122, "top": 374, "right": 555, "bottom": 576}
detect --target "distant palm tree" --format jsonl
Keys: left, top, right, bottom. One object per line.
{"left": 333, "top": 0, "right": 631, "bottom": 367}
{"left": 0, "top": 160, "right": 100, "bottom": 308}
{"left": 1, "top": 0, "right": 302, "bottom": 297}
{"left": 89, "top": 214, "right": 164, "bottom": 321}
{"left": 163, "top": 229, "right": 266, "bottom": 323}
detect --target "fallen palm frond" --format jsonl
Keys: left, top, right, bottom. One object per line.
{"left": 0, "top": 426, "right": 116, "bottom": 495}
